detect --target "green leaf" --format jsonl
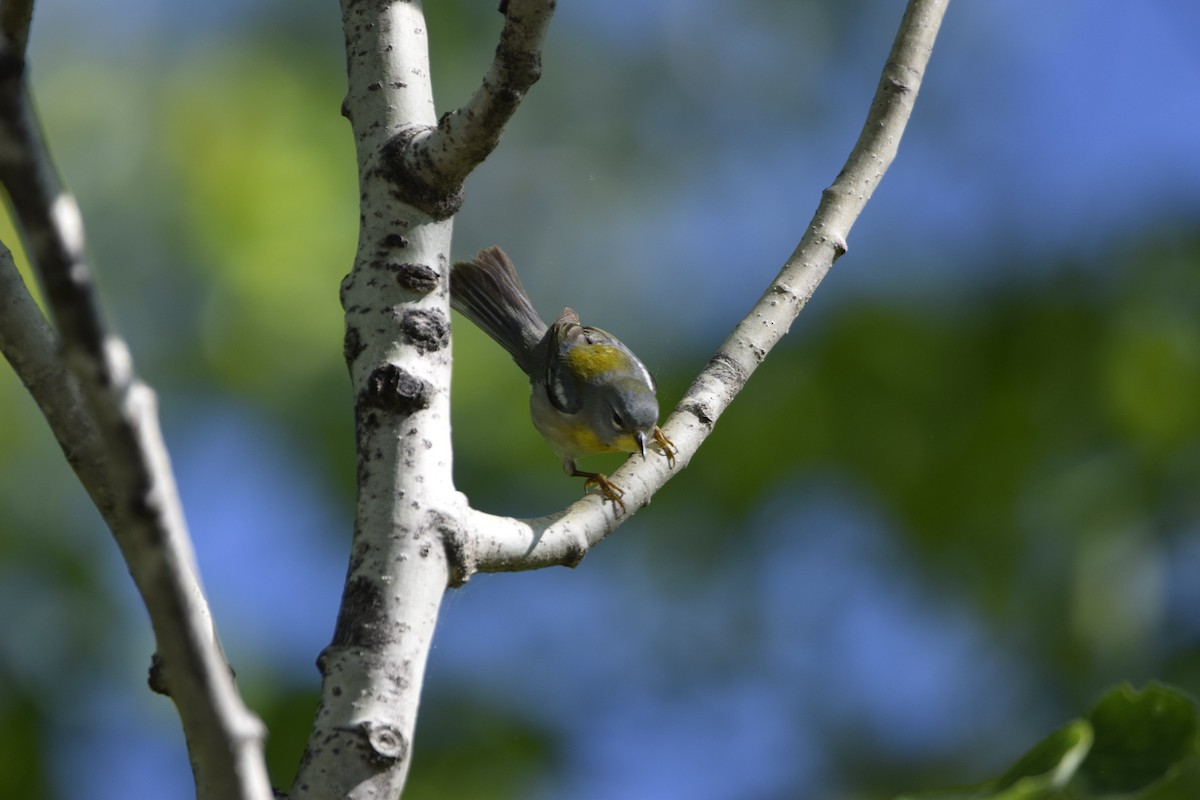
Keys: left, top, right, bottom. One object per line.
{"left": 895, "top": 721, "right": 1091, "bottom": 800}
{"left": 1080, "top": 683, "right": 1199, "bottom": 795}
{"left": 991, "top": 720, "right": 1093, "bottom": 798}
{"left": 897, "top": 684, "right": 1200, "bottom": 800}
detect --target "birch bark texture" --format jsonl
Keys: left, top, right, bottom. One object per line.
{"left": 290, "top": 1, "right": 557, "bottom": 797}
{"left": 0, "top": 3, "right": 271, "bottom": 799}
{"left": 0, "top": 0, "right": 949, "bottom": 797}
{"left": 296, "top": 0, "right": 947, "bottom": 797}
{"left": 464, "top": 0, "right": 950, "bottom": 568}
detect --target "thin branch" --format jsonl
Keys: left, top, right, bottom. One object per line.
{"left": 464, "top": 0, "right": 952, "bottom": 576}
{"left": 0, "top": 242, "right": 115, "bottom": 522}
{"left": 404, "top": 0, "right": 556, "bottom": 188}
{"left": 300, "top": 1, "right": 948, "bottom": 797}
{"left": 374, "top": 0, "right": 556, "bottom": 218}
{"left": 0, "top": 26, "right": 272, "bottom": 800}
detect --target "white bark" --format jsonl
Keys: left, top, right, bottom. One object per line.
{"left": 0, "top": 9, "right": 271, "bottom": 800}
{"left": 301, "top": 0, "right": 949, "bottom": 796}
{"left": 292, "top": 2, "right": 561, "bottom": 795}
{"left": 2, "top": 0, "right": 948, "bottom": 796}
{"left": 461, "top": 0, "right": 951, "bottom": 576}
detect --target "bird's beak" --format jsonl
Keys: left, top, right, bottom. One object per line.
{"left": 636, "top": 430, "right": 647, "bottom": 459}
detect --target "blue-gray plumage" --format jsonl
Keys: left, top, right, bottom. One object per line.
{"left": 450, "top": 247, "right": 675, "bottom": 511}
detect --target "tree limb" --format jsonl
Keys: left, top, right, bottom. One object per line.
{"left": 404, "top": 0, "right": 555, "bottom": 190}
{"left": 303, "top": 0, "right": 946, "bottom": 796}
{"left": 462, "top": 0, "right": 952, "bottom": 576}
{"left": 0, "top": 14, "right": 271, "bottom": 800}
{"left": 0, "top": 242, "right": 115, "bottom": 522}
{"left": 372, "top": 0, "right": 556, "bottom": 218}
{"left": 291, "top": 2, "right": 560, "bottom": 797}
{"left": 290, "top": 1, "right": 459, "bottom": 796}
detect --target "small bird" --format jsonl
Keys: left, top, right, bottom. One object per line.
{"left": 451, "top": 246, "right": 675, "bottom": 512}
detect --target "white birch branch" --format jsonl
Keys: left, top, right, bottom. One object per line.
{"left": 0, "top": 10, "right": 271, "bottom": 800}
{"left": 290, "top": 1, "right": 559, "bottom": 797}
{"left": 459, "top": 0, "right": 952, "bottom": 574}
{"left": 2, "top": 0, "right": 948, "bottom": 795}
{"left": 302, "top": 1, "right": 948, "bottom": 796}
{"left": 290, "top": 1, "right": 456, "bottom": 796}
{"left": 401, "top": 0, "right": 555, "bottom": 191}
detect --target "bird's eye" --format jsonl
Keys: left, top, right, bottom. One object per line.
{"left": 611, "top": 410, "right": 624, "bottom": 429}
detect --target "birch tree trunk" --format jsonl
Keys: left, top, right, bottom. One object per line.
{"left": 289, "top": 1, "right": 557, "bottom": 795}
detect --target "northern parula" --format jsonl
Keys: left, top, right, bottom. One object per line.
{"left": 451, "top": 246, "right": 676, "bottom": 511}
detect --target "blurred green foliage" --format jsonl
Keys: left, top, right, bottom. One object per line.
{"left": 900, "top": 684, "right": 1200, "bottom": 799}
{"left": 0, "top": 695, "right": 50, "bottom": 798}
{"left": 402, "top": 694, "right": 559, "bottom": 800}
{"left": 444, "top": 233, "right": 1200, "bottom": 798}
{"left": 161, "top": 48, "right": 356, "bottom": 393}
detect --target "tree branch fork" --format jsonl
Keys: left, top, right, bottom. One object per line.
{"left": 300, "top": 6, "right": 947, "bottom": 796}
{"left": 443, "top": 0, "right": 948, "bottom": 581}
{"left": 0, "top": 0, "right": 947, "bottom": 797}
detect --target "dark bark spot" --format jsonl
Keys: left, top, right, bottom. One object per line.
{"left": 388, "top": 262, "right": 439, "bottom": 294}
{"left": 343, "top": 326, "right": 366, "bottom": 363}
{"left": 678, "top": 399, "right": 715, "bottom": 430}
{"left": 147, "top": 653, "right": 168, "bottom": 696}
{"left": 339, "top": 273, "right": 356, "bottom": 309}
{"left": 330, "top": 576, "right": 390, "bottom": 649}
{"left": 378, "top": 130, "right": 465, "bottom": 220}
{"left": 706, "top": 352, "right": 748, "bottom": 388}
{"left": 360, "top": 364, "right": 432, "bottom": 415}
{"left": 398, "top": 309, "right": 449, "bottom": 353}
{"left": 433, "top": 511, "right": 474, "bottom": 588}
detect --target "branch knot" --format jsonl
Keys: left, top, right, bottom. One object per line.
{"left": 397, "top": 308, "right": 449, "bottom": 353}
{"left": 377, "top": 129, "right": 466, "bottom": 220}
{"left": 360, "top": 364, "right": 433, "bottom": 416}
{"left": 362, "top": 722, "right": 409, "bottom": 764}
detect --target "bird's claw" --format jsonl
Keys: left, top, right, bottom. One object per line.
{"left": 584, "top": 472, "right": 627, "bottom": 514}
{"left": 652, "top": 426, "right": 677, "bottom": 469}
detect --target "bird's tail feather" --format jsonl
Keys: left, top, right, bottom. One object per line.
{"left": 450, "top": 246, "right": 548, "bottom": 376}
